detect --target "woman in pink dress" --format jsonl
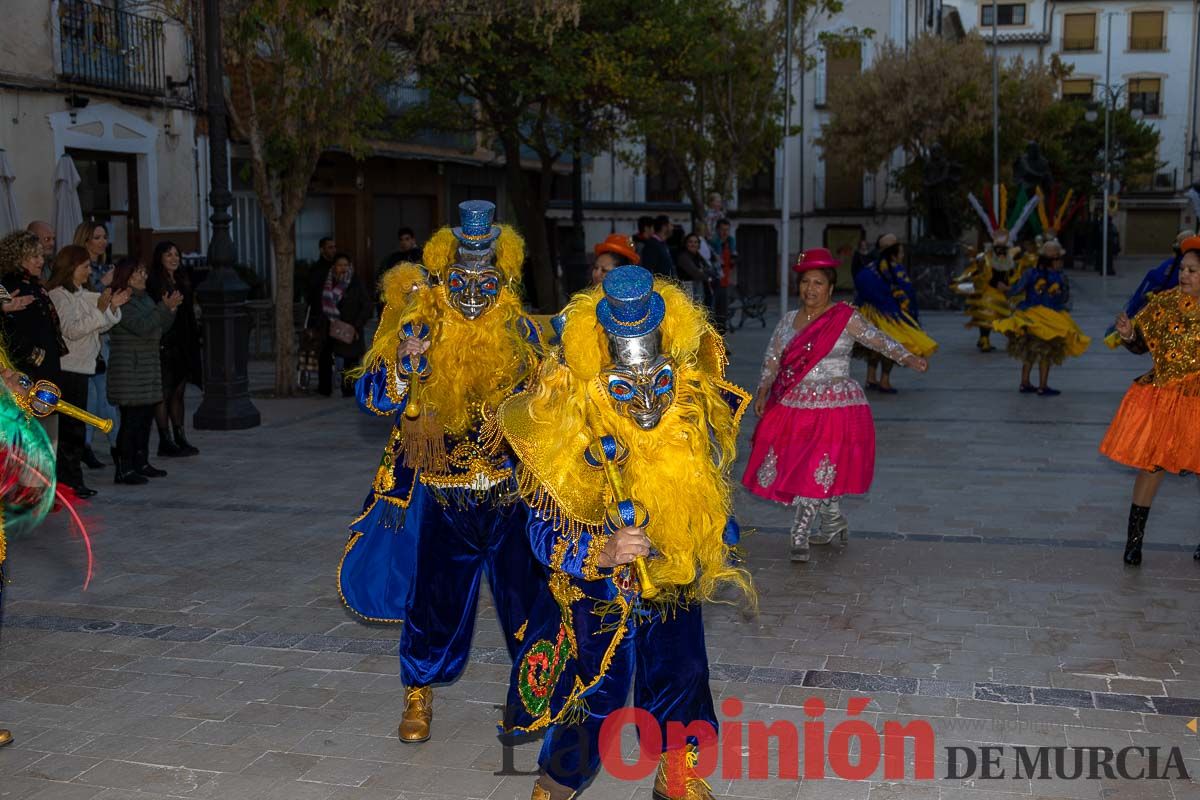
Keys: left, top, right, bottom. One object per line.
{"left": 743, "top": 249, "right": 928, "bottom": 562}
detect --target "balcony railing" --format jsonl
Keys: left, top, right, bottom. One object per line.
{"left": 1061, "top": 36, "right": 1097, "bottom": 52}
{"left": 58, "top": 0, "right": 166, "bottom": 95}
{"left": 1128, "top": 35, "right": 1166, "bottom": 51}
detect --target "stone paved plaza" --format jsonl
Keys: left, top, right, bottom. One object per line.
{"left": 1, "top": 262, "right": 1198, "bottom": 800}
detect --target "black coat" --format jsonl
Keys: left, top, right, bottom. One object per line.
{"left": 0, "top": 271, "right": 66, "bottom": 383}
{"left": 641, "top": 237, "right": 675, "bottom": 279}
{"left": 147, "top": 270, "right": 203, "bottom": 389}
{"left": 316, "top": 273, "right": 372, "bottom": 358}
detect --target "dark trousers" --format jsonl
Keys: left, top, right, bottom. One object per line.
{"left": 318, "top": 336, "right": 361, "bottom": 396}
{"left": 538, "top": 603, "right": 716, "bottom": 790}
{"left": 116, "top": 404, "right": 155, "bottom": 466}
{"left": 56, "top": 371, "right": 90, "bottom": 487}
{"left": 713, "top": 285, "right": 729, "bottom": 332}
{"left": 399, "top": 496, "right": 537, "bottom": 687}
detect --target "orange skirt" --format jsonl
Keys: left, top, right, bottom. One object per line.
{"left": 1100, "top": 374, "right": 1200, "bottom": 474}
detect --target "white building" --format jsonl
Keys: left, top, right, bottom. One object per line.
{"left": 950, "top": 0, "right": 1199, "bottom": 254}
{"left": 0, "top": 0, "right": 205, "bottom": 259}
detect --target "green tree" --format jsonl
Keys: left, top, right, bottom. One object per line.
{"left": 221, "top": 0, "right": 443, "bottom": 396}
{"left": 1044, "top": 102, "right": 1162, "bottom": 197}
{"left": 817, "top": 33, "right": 1071, "bottom": 236}
{"left": 629, "top": 0, "right": 857, "bottom": 220}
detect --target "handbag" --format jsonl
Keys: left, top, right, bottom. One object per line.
{"left": 328, "top": 318, "right": 356, "bottom": 345}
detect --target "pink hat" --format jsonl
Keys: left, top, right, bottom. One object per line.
{"left": 793, "top": 247, "right": 841, "bottom": 272}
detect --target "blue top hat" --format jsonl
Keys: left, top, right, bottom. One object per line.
{"left": 596, "top": 265, "right": 665, "bottom": 339}
{"left": 452, "top": 200, "right": 501, "bottom": 250}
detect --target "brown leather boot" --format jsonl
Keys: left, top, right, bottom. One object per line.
{"left": 397, "top": 686, "right": 432, "bottom": 743}
{"left": 531, "top": 775, "right": 575, "bottom": 800}
{"left": 653, "top": 745, "right": 714, "bottom": 800}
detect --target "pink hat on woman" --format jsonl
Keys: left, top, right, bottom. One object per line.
{"left": 793, "top": 247, "right": 841, "bottom": 272}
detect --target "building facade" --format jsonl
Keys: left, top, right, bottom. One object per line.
{"left": 0, "top": 0, "right": 204, "bottom": 258}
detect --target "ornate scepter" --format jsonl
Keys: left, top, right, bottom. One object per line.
{"left": 398, "top": 322, "right": 431, "bottom": 421}
{"left": 396, "top": 322, "right": 445, "bottom": 471}
{"left": 12, "top": 375, "right": 113, "bottom": 433}
{"left": 584, "top": 434, "right": 658, "bottom": 600}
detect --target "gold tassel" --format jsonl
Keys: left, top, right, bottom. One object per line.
{"left": 401, "top": 410, "right": 448, "bottom": 472}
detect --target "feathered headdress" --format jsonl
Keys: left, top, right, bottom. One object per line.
{"left": 968, "top": 184, "right": 1040, "bottom": 245}
{"left": 1035, "top": 185, "right": 1086, "bottom": 238}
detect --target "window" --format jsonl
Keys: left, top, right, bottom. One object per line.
{"left": 645, "top": 141, "right": 684, "bottom": 203}
{"left": 981, "top": 3, "right": 1027, "bottom": 26}
{"left": 1061, "top": 78, "right": 1094, "bottom": 102}
{"left": 1061, "top": 13, "right": 1097, "bottom": 51}
{"left": 738, "top": 157, "right": 775, "bottom": 210}
{"left": 1128, "top": 11, "right": 1165, "bottom": 51}
{"left": 824, "top": 157, "right": 863, "bottom": 210}
{"left": 825, "top": 41, "right": 862, "bottom": 106}
{"left": 1128, "top": 77, "right": 1162, "bottom": 116}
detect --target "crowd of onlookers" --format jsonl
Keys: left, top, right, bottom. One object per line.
{"left": 0, "top": 221, "right": 202, "bottom": 499}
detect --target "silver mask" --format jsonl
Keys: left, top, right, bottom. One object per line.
{"left": 603, "top": 331, "right": 676, "bottom": 430}
{"left": 446, "top": 247, "right": 502, "bottom": 320}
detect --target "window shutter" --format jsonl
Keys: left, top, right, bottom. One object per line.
{"left": 814, "top": 49, "right": 827, "bottom": 107}
{"left": 1063, "top": 13, "right": 1095, "bottom": 43}
{"left": 1061, "top": 78, "right": 1093, "bottom": 97}
{"left": 1130, "top": 11, "right": 1163, "bottom": 41}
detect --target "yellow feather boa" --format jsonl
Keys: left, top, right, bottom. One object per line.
{"left": 499, "top": 281, "right": 753, "bottom": 605}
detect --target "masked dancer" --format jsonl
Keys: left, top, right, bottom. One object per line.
{"left": 339, "top": 201, "right": 544, "bottom": 743}
{"left": 1100, "top": 235, "right": 1200, "bottom": 565}
{"left": 745, "top": 249, "right": 928, "bottom": 562}
{"left": 495, "top": 266, "right": 752, "bottom": 800}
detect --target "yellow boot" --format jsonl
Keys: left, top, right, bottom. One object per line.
{"left": 531, "top": 775, "right": 575, "bottom": 800}
{"left": 397, "top": 686, "right": 432, "bottom": 743}
{"left": 653, "top": 745, "right": 714, "bottom": 800}
{"left": 0, "top": 729, "right": 12, "bottom": 747}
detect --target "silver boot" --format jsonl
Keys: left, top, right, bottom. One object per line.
{"left": 790, "top": 501, "right": 816, "bottom": 562}
{"left": 811, "top": 499, "right": 849, "bottom": 545}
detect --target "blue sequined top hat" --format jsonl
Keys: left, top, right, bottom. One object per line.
{"left": 596, "top": 265, "right": 666, "bottom": 339}
{"left": 452, "top": 200, "right": 502, "bottom": 250}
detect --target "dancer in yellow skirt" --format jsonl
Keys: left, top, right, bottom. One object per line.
{"left": 852, "top": 234, "right": 936, "bottom": 393}
{"left": 992, "top": 240, "right": 1089, "bottom": 396}
{"left": 1100, "top": 235, "right": 1200, "bottom": 565}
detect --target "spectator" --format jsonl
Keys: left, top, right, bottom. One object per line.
{"left": 147, "top": 241, "right": 203, "bottom": 458}
{"left": 709, "top": 218, "right": 738, "bottom": 332}
{"left": 71, "top": 221, "right": 115, "bottom": 468}
{"left": 314, "top": 253, "right": 371, "bottom": 397}
{"left": 850, "top": 237, "right": 872, "bottom": 275}
{"left": 704, "top": 192, "right": 725, "bottom": 237}
{"left": 107, "top": 258, "right": 181, "bottom": 485}
{"left": 675, "top": 232, "right": 712, "bottom": 303}
{"left": 633, "top": 216, "right": 654, "bottom": 257}
{"left": 26, "top": 221, "right": 55, "bottom": 279}
{"left": 591, "top": 233, "right": 640, "bottom": 285}
{"left": 0, "top": 230, "right": 68, "bottom": 446}
{"left": 47, "top": 245, "right": 129, "bottom": 498}
{"left": 380, "top": 227, "right": 422, "bottom": 274}
{"left": 315, "top": 236, "right": 337, "bottom": 275}
{"left": 640, "top": 215, "right": 675, "bottom": 278}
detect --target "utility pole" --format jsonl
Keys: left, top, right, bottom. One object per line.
{"left": 779, "top": 0, "right": 793, "bottom": 316}
{"left": 991, "top": 1, "right": 999, "bottom": 221}
{"left": 1101, "top": 12, "right": 1113, "bottom": 283}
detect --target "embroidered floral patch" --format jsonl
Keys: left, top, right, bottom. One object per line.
{"left": 814, "top": 454, "right": 837, "bottom": 494}
{"left": 757, "top": 447, "right": 778, "bottom": 489}
{"left": 517, "top": 624, "right": 571, "bottom": 717}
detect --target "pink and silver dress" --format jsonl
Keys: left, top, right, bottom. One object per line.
{"left": 743, "top": 304, "right": 913, "bottom": 504}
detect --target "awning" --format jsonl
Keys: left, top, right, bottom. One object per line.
{"left": 53, "top": 154, "right": 84, "bottom": 247}
{"left": 0, "top": 150, "right": 20, "bottom": 236}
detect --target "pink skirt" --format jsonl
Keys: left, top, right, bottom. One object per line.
{"left": 742, "top": 400, "right": 877, "bottom": 504}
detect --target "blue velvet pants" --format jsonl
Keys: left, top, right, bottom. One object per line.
{"left": 399, "top": 495, "right": 538, "bottom": 687}
{"left": 539, "top": 603, "right": 717, "bottom": 790}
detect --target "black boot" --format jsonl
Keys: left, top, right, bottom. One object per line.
{"left": 156, "top": 424, "right": 185, "bottom": 458}
{"left": 81, "top": 446, "right": 105, "bottom": 469}
{"left": 135, "top": 451, "right": 167, "bottom": 478}
{"left": 172, "top": 425, "right": 199, "bottom": 457}
{"left": 1193, "top": 542, "right": 1199, "bottom": 561}
{"left": 1123, "top": 504, "right": 1150, "bottom": 566}
{"left": 113, "top": 450, "right": 148, "bottom": 485}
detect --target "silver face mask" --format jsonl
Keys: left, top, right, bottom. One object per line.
{"left": 603, "top": 332, "right": 676, "bottom": 430}
{"left": 445, "top": 247, "right": 502, "bottom": 320}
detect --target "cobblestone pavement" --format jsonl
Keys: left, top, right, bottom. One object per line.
{"left": 1, "top": 263, "right": 1198, "bottom": 800}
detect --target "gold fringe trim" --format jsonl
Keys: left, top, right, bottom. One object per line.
{"left": 401, "top": 412, "right": 448, "bottom": 472}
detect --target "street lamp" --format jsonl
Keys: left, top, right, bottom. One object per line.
{"left": 194, "top": 0, "right": 260, "bottom": 430}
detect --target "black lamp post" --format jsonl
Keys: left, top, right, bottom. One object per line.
{"left": 194, "top": 0, "right": 260, "bottom": 430}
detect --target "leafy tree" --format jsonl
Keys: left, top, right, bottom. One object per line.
{"left": 817, "top": 33, "right": 1072, "bottom": 237}
{"left": 629, "top": 0, "right": 856, "bottom": 220}
{"left": 221, "top": 0, "right": 440, "bottom": 396}
{"left": 1044, "top": 103, "right": 1162, "bottom": 197}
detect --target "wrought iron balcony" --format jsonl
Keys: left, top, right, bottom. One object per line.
{"left": 1128, "top": 35, "right": 1166, "bottom": 52}
{"left": 58, "top": 0, "right": 166, "bottom": 96}
{"left": 1061, "top": 37, "right": 1097, "bottom": 52}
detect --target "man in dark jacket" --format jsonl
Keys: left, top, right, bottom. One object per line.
{"left": 640, "top": 215, "right": 675, "bottom": 278}
{"left": 377, "top": 227, "right": 422, "bottom": 313}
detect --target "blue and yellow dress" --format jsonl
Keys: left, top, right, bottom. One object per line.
{"left": 993, "top": 266, "right": 1090, "bottom": 364}
{"left": 852, "top": 256, "right": 937, "bottom": 362}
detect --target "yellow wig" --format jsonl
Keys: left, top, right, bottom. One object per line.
{"left": 360, "top": 225, "right": 538, "bottom": 439}
{"left": 511, "top": 280, "right": 752, "bottom": 604}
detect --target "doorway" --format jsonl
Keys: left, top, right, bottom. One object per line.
{"left": 70, "top": 148, "right": 139, "bottom": 260}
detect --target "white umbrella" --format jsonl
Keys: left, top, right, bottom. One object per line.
{"left": 53, "top": 153, "right": 84, "bottom": 246}
{"left": 0, "top": 150, "right": 20, "bottom": 236}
